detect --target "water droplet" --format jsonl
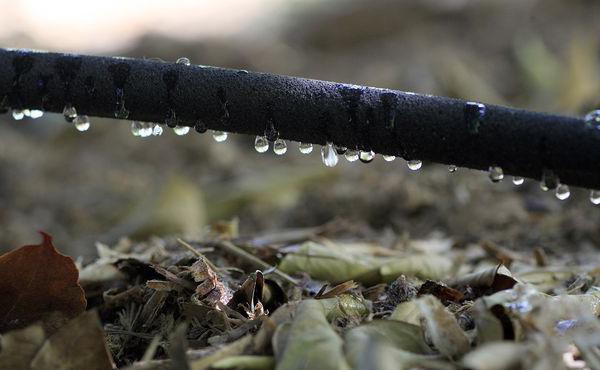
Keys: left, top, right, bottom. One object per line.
{"left": 345, "top": 149, "right": 359, "bottom": 162}
{"left": 273, "top": 139, "right": 287, "bottom": 155}
{"left": 264, "top": 123, "right": 279, "bottom": 142}
{"left": 448, "top": 164, "right": 457, "bottom": 173}
{"left": 152, "top": 124, "right": 163, "bottom": 136}
{"left": 508, "top": 300, "right": 532, "bottom": 314}
{"left": 590, "top": 190, "right": 600, "bottom": 205}
{"left": 488, "top": 166, "right": 504, "bottom": 182}
{"left": 383, "top": 155, "right": 396, "bottom": 162}
{"left": 29, "top": 109, "right": 43, "bottom": 119}
{"left": 114, "top": 88, "right": 129, "bottom": 119}
{"left": 194, "top": 120, "right": 207, "bottom": 133}
{"left": 512, "top": 176, "right": 524, "bottom": 186}
{"left": 254, "top": 136, "right": 269, "bottom": 153}
{"left": 555, "top": 184, "right": 570, "bottom": 200}
{"left": 555, "top": 319, "right": 578, "bottom": 334}
{"left": 165, "top": 109, "right": 177, "bottom": 128}
{"left": 139, "top": 122, "right": 153, "bottom": 137}
{"left": 540, "top": 170, "right": 558, "bottom": 191}
{"left": 584, "top": 109, "right": 600, "bottom": 128}
{"left": 334, "top": 145, "right": 347, "bottom": 155}
{"left": 298, "top": 142, "right": 313, "bottom": 154}
{"left": 176, "top": 57, "right": 191, "bottom": 66}
{"left": 22, "top": 109, "right": 31, "bottom": 117}
{"left": 74, "top": 115, "right": 90, "bottom": 132}
{"left": 465, "top": 102, "right": 486, "bottom": 134}
{"left": 11, "top": 109, "right": 25, "bottom": 120}
{"left": 131, "top": 121, "right": 142, "bottom": 136}
{"left": 407, "top": 160, "right": 422, "bottom": 171}
{"left": 173, "top": 125, "right": 190, "bottom": 136}
{"left": 359, "top": 150, "right": 375, "bottom": 163}
{"left": 63, "top": 104, "right": 77, "bottom": 121}
{"left": 321, "top": 142, "right": 339, "bottom": 167}
{"left": 212, "top": 130, "right": 228, "bottom": 142}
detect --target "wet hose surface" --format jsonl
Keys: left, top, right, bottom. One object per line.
{"left": 1, "top": 48, "right": 599, "bottom": 189}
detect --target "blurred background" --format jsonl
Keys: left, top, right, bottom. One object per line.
{"left": 1, "top": 0, "right": 600, "bottom": 257}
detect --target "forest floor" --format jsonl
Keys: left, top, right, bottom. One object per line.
{"left": 0, "top": 221, "right": 598, "bottom": 369}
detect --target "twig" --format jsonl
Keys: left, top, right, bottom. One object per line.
{"left": 215, "top": 240, "right": 299, "bottom": 286}
{"left": 176, "top": 238, "right": 219, "bottom": 272}
{"left": 1, "top": 48, "right": 599, "bottom": 189}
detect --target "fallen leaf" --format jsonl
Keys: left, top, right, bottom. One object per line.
{"left": 30, "top": 310, "right": 114, "bottom": 370}
{"left": 0, "top": 324, "right": 45, "bottom": 370}
{"left": 461, "top": 342, "right": 526, "bottom": 370}
{"left": 0, "top": 232, "right": 86, "bottom": 332}
{"left": 278, "top": 241, "right": 381, "bottom": 285}
{"left": 276, "top": 300, "right": 350, "bottom": 370}
{"left": 416, "top": 295, "right": 470, "bottom": 358}
{"left": 448, "top": 265, "right": 517, "bottom": 298}
{"left": 417, "top": 280, "right": 465, "bottom": 304}
{"left": 345, "top": 320, "right": 446, "bottom": 370}
{"left": 191, "top": 335, "right": 252, "bottom": 370}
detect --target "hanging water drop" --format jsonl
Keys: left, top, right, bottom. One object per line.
{"left": 540, "top": 170, "right": 558, "bottom": 191}
{"left": 359, "top": 150, "right": 375, "bottom": 163}
{"left": 383, "top": 155, "right": 396, "bottom": 162}
{"left": 488, "top": 166, "right": 504, "bottom": 182}
{"left": 173, "top": 125, "right": 190, "bottom": 136}
{"left": 152, "top": 124, "right": 163, "bottom": 136}
{"left": 131, "top": 121, "right": 142, "bottom": 136}
{"left": 512, "top": 176, "right": 524, "bottom": 186}
{"left": 114, "top": 88, "right": 129, "bottom": 119}
{"left": 334, "top": 145, "right": 347, "bottom": 155}
{"left": 73, "top": 115, "right": 90, "bottom": 132}
{"left": 590, "top": 190, "right": 600, "bottom": 205}
{"left": 11, "top": 109, "right": 25, "bottom": 120}
{"left": 321, "top": 142, "right": 339, "bottom": 167}
{"left": 165, "top": 109, "right": 177, "bottom": 128}
{"left": 464, "top": 102, "right": 486, "bottom": 134}
{"left": 212, "top": 130, "right": 228, "bottom": 142}
{"left": 407, "top": 160, "right": 422, "bottom": 171}
{"left": 176, "top": 57, "right": 191, "bottom": 66}
{"left": 264, "top": 123, "right": 279, "bottom": 142}
{"left": 584, "top": 109, "right": 600, "bottom": 128}
{"left": 63, "top": 104, "right": 77, "bottom": 121}
{"left": 555, "top": 184, "right": 570, "bottom": 200}
{"left": 298, "top": 142, "right": 313, "bottom": 154}
{"left": 194, "top": 121, "right": 207, "bottom": 133}
{"left": 139, "top": 122, "right": 153, "bottom": 137}
{"left": 345, "top": 149, "right": 359, "bottom": 162}
{"left": 254, "top": 136, "right": 269, "bottom": 153}
{"left": 273, "top": 139, "right": 287, "bottom": 155}
{"left": 29, "top": 109, "right": 43, "bottom": 119}
{"left": 448, "top": 164, "right": 457, "bottom": 173}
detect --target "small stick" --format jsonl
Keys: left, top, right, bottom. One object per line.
{"left": 216, "top": 240, "right": 299, "bottom": 286}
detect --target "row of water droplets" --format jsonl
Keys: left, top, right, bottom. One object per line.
{"left": 5, "top": 56, "right": 600, "bottom": 204}
{"left": 12, "top": 104, "right": 90, "bottom": 132}
{"left": 481, "top": 106, "right": 600, "bottom": 203}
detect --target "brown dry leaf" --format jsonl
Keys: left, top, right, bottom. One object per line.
{"left": 417, "top": 280, "right": 465, "bottom": 304}
{"left": 0, "top": 232, "right": 86, "bottom": 333}
{"left": 449, "top": 265, "right": 517, "bottom": 297}
{"left": 31, "top": 310, "right": 114, "bottom": 370}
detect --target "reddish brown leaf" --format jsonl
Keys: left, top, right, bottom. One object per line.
{"left": 0, "top": 232, "right": 86, "bottom": 332}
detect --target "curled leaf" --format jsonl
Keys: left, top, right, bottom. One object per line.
{"left": 448, "top": 265, "right": 517, "bottom": 297}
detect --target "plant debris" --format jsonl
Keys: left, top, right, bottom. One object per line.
{"left": 0, "top": 227, "right": 598, "bottom": 369}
